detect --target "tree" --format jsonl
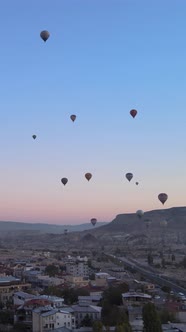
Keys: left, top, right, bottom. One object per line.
{"left": 181, "top": 256, "right": 186, "bottom": 268}
{"left": 62, "top": 288, "right": 78, "bottom": 305}
{"left": 102, "top": 283, "right": 129, "bottom": 306}
{"left": 161, "top": 258, "right": 166, "bottom": 268}
{"left": 142, "top": 303, "right": 162, "bottom": 332}
{"left": 101, "top": 301, "right": 129, "bottom": 326}
{"left": 89, "top": 273, "right": 95, "bottom": 280}
{"left": 12, "top": 322, "right": 28, "bottom": 331}
{"left": 62, "top": 287, "right": 90, "bottom": 305}
{"left": 0, "top": 310, "right": 14, "bottom": 324}
{"left": 81, "top": 314, "right": 93, "bottom": 327}
{"left": 147, "top": 253, "right": 153, "bottom": 265}
{"left": 93, "top": 321, "right": 104, "bottom": 332}
{"left": 87, "top": 259, "right": 92, "bottom": 268}
{"left": 161, "top": 286, "right": 171, "bottom": 294}
{"left": 171, "top": 254, "right": 175, "bottom": 262}
{"left": 42, "top": 285, "right": 63, "bottom": 297}
{"left": 45, "top": 264, "right": 59, "bottom": 277}
{"left": 159, "top": 309, "right": 176, "bottom": 324}
{"left": 115, "top": 323, "right": 132, "bottom": 332}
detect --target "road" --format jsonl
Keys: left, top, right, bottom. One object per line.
{"left": 106, "top": 254, "right": 186, "bottom": 295}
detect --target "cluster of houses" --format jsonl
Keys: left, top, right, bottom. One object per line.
{"left": 0, "top": 253, "right": 186, "bottom": 331}
{"left": 13, "top": 290, "right": 102, "bottom": 332}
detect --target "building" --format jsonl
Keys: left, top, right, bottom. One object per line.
{"left": 90, "top": 273, "right": 110, "bottom": 287}
{"left": 13, "top": 291, "right": 35, "bottom": 306}
{"left": 15, "top": 299, "right": 51, "bottom": 331}
{"left": 37, "top": 276, "right": 64, "bottom": 288}
{"left": 66, "top": 257, "right": 90, "bottom": 278}
{"left": 0, "top": 276, "right": 31, "bottom": 304}
{"left": 66, "top": 303, "right": 102, "bottom": 327}
{"left": 64, "top": 276, "right": 89, "bottom": 288}
{"left": 164, "top": 300, "right": 186, "bottom": 323}
{"left": 122, "top": 292, "right": 152, "bottom": 306}
{"left": 39, "top": 295, "right": 64, "bottom": 308}
{"left": 133, "top": 279, "right": 155, "bottom": 292}
{"left": 78, "top": 295, "right": 102, "bottom": 306}
{"left": 32, "top": 307, "right": 76, "bottom": 332}
{"left": 14, "top": 292, "right": 64, "bottom": 309}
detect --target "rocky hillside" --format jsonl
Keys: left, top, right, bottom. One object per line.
{"left": 0, "top": 206, "right": 186, "bottom": 250}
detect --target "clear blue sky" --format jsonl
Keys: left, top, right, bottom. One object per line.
{"left": 0, "top": 0, "right": 186, "bottom": 224}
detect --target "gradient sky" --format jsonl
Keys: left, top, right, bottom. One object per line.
{"left": 0, "top": 0, "right": 186, "bottom": 224}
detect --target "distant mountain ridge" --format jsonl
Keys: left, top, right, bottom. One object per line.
{"left": 90, "top": 206, "right": 186, "bottom": 235}
{"left": 0, "top": 220, "right": 107, "bottom": 234}
{"left": 0, "top": 207, "right": 186, "bottom": 249}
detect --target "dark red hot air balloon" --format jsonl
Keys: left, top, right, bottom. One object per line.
{"left": 85, "top": 173, "right": 92, "bottom": 181}
{"left": 125, "top": 172, "right": 133, "bottom": 182}
{"left": 70, "top": 115, "right": 76, "bottom": 122}
{"left": 130, "top": 109, "right": 137, "bottom": 118}
{"left": 40, "top": 30, "right": 50, "bottom": 42}
{"left": 61, "top": 178, "right": 68, "bottom": 186}
{"left": 158, "top": 193, "right": 168, "bottom": 205}
{"left": 91, "top": 218, "right": 97, "bottom": 226}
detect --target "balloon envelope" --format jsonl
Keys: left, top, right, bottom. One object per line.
{"left": 136, "top": 210, "right": 144, "bottom": 219}
{"left": 40, "top": 30, "right": 50, "bottom": 42}
{"left": 158, "top": 193, "right": 168, "bottom": 205}
{"left": 85, "top": 173, "right": 92, "bottom": 181}
{"left": 61, "top": 178, "right": 68, "bottom": 186}
{"left": 136, "top": 182, "right": 139, "bottom": 185}
{"left": 91, "top": 218, "right": 97, "bottom": 226}
{"left": 130, "top": 109, "right": 137, "bottom": 118}
{"left": 126, "top": 172, "right": 133, "bottom": 182}
{"left": 32, "top": 135, "right": 37, "bottom": 140}
{"left": 70, "top": 115, "right": 76, "bottom": 122}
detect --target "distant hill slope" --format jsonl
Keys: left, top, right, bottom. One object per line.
{"left": 1, "top": 207, "right": 186, "bottom": 249}
{"left": 0, "top": 220, "right": 107, "bottom": 235}
{"left": 85, "top": 207, "right": 186, "bottom": 237}
{"left": 89, "top": 206, "right": 186, "bottom": 235}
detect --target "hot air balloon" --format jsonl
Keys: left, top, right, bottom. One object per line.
{"left": 136, "top": 210, "right": 144, "bottom": 219}
{"left": 85, "top": 173, "right": 92, "bottom": 181}
{"left": 91, "top": 218, "right": 97, "bottom": 226}
{"left": 70, "top": 115, "right": 76, "bottom": 122}
{"left": 126, "top": 173, "right": 133, "bottom": 182}
{"left": 32, "top": 135, "right": 37, "bottom": 140}
{"left": 130, "top": 109, "right": 137, "bottom": 118}
{"left": 136, "top": 182, "right": 139, "bottom": 185}
{"left": 158, "top": 193, "right": 168, "bottom": 205}
{"left": 40, "top": 30, "right": 50, "bottom": 42}
{"left": 61, "top": 178, "right": 68, "bottom": 186}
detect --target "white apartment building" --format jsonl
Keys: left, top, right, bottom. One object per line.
{"left": 66, "top": 257, "right": 90, "bottom": 277}
{"left": 32, "top": 307, "right": 76, "bottom": 332}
